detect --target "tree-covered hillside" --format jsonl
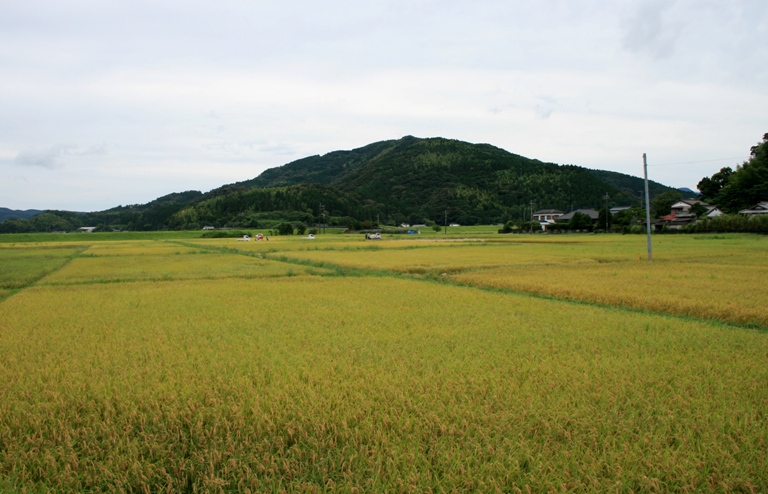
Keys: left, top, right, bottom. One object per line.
{"left": 0, "top": 191, "right": 202, "bottom": 233}
{"left": 2, "top": 136, "right": 680, "bottom": 232}
{"left": 239, "top": 139, "right": 399, "bottom": 189}
{"left": 167, "top": 184, "right": 372, "bottom": 230}
{"left": 235, "top": 136, "right": 640, "bottom": 225}
{"left": 587, "top": 169, "right": 678, "bottom": 204}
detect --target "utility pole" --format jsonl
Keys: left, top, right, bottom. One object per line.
{"left": 643, "top": 153, "right": 653, "bottom": 261}
{"left": 530, "top": 200, "right": 534, "bottom": 233}
{"left": 605, "top": 192, "right": 610, "bottom": 232}
{"left": 319, "top": 203, "right": 326, "bottom": 234}
{"left": 444, "top": 210, "right": 447, "bottom": 234}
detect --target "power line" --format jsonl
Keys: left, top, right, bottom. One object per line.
{"left": 647, "top": 156, "right": 743, "bottom": 167}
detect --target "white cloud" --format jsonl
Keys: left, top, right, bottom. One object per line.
{"left": 0, "top": 0, "right": 766, "bottom": 209}
{"left": 13, "top": 143, "right": 107, "bottom": 168}
{"left": 621, "top": 0, "right": 683, "bottom": 59}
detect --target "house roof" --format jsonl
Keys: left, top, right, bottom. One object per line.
{"left": 532, "top": 209, "right": 564, "bottom": 215}
{"left": 555, "top": 209, "right": 599, "bottom": 221}
{"left": 739, "top": 202, "right": 768, "bottom": 214}
{"left": 671, "top": 199, "right": 711, "bottom": 209}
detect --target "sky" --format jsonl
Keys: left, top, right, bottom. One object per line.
{"left": 1, "top": 0, "right": 767, "bottom": 212}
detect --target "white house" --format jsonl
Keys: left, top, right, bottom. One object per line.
{"left": 532, "top": 209, "right": 564, "bottom": 222}
{"left": 670, "top": 199, "right": 711, "bottom": 216}
{"left": 704, "top": 206, "right": 724, "bottom": 218}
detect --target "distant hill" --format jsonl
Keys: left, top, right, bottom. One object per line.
{"left": 677, "top": 187, "right": 699, "bottom": 197}
{"left": 0, "top": 208, "right": 43, "bottom": 222}
{"left": 0, "top": 192, "right": 202, "bottom": 233}
{"left": 226, "top": 136, "right": 655, "bottom": 226}
{"left": 1, "top": 136, "right": 686, "bottom": 232}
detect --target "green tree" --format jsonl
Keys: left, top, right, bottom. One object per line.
{"left": 689, "top": 203, "right": 708, "bottom": 217}
{"left": 569, "top": 212, "right": 593, "bottom": 230}
{"left": 651, "top": 190, "right": 683, "bottom": 217}
{"left": 612, "top": 207, "right": 642, "bottom": 227}
{"left": 597, "top": 207, "right": 612, "bottom": 231}
{"left": 29, "top": 212, "right": 74, "bottom": 232}
{"left": 277, "top": 223, "right": 294, "bottom": 235}
{"left": 697, "top": 167, "right": 733, "bottom": 200}
{"left": 716, "top": 133, "right": 768, "bottom": 212}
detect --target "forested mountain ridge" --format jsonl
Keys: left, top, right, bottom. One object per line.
{"left": 227, "top": 136, "right": 675, "bottom": 226}
{"left": 1, "top": 136, "right": 682, "bottom": 232}
{"left": 0, "top": 207, "right": 44, "bottom": 222}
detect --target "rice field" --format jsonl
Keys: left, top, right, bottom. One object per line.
{"left": 0, "top": 245, "right": 86, "bottom": 290}
{"left": 40, "top": 253, "right": 328, "bottom": 285}
{"left": 269, "top": 234, "right": 768, "bottom": 327}
{"left": 0, "top": 232, "right": 767, "bottom": 492}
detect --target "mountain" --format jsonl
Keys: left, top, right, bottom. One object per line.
{"left": 0, "top": 192, "right": 202, "bottom": 233}
{"left": 223, "top": 136, "right": 658, "bottom": 226}
{"left": 677, "top": 187, "right": 699, "bottom": 197}
{"left": 1, "top": 136, "right": 684, "bottom": 232}
{"left": 0, "top": 208, "right": 44, "bottom": 222}
{"left": 587, "top": 169, "right": 679, "bottom": 201}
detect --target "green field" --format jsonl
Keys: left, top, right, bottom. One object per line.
{"left": 1, "top": 232, "right": 767, "bottom": 492}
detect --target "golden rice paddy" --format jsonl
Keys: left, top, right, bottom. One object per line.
{"left": 0, "top": 232, "right": 766, "bottom": 492}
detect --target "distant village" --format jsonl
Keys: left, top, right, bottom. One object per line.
{"left": 527, "top": 200, "right": 768, "bottom": 233}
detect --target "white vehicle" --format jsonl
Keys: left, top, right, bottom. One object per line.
{"left": 367, "top": 233, "right": 381, "bottom": 240}
{"left": 237, "top": 235, "right": 250, "bottom": 241}
{"left": 307, "top": 234, "right": 315, "bottom": 239}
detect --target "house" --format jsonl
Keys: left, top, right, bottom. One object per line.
{"left": 77, "top": 226, "right": 97, "bottom": 233}
{"left": 662, "top": 199, "right": 721, "bottom": 229}
{"left": 659, "top": 214, "right": 695, "bottom": 230}
{"left": 554, "top": 209, "right": 599, "bottom": 223}
{"left": 704, "top": 206, "right": 724, "bottom": 218}
{"left": 610, "top": 206, "right": 631, "bottom": 215}
{"left": 739, "top": 202, "right": 768, "bottom": 216}
{"left": 670, "top": 199, "right": 711, "bottom": 216}
{"left": 532, "top": 209, "right": 564, "bottom": 222}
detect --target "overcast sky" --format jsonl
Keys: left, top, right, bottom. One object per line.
{"left": 1, "top": 0, "right": 766, "bottom": 211}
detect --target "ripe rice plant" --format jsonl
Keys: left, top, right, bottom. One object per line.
{"left": 81, "top": 240, "right": 207, "bottom": 257}
{"left": 0, "top": 245, "right": 84, "bottom": 289}
{"left": 0, "top": 234, "right": 767, "bottom": 491}
{"left": 273, "top": 234, "right": 768, "bottom": 326}
{"left": 450, "top": 259, "right": 768, "bottom": 326}
{"left": 39, "top": 253, "right": 330, "bottom": 285}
